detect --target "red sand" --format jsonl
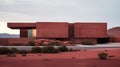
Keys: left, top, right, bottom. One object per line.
{"left": 0, "top": 48, "right": 120, "bottom": 67}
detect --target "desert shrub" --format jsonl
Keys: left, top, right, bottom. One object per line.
{"left": 7, "top": 53, "right": 16, "bottom": 57}
{"left": 108, "top": 55, "right": 115, "bottom": 58}
{"left": 0, "top": 47, "right": 13, "bottom": 55}
{"left": 69, "top": 48, "right": 74, "bottom": 52}
{"left": 58, "top": 46, "right": 68, "bottom": 52}
{"left": 43, "top": 58, "right": 49, "bottom": 61}
{"left": 18, "top": 50, "right": 28, "bottom": 54}
{"left": 98, "top": 52, "right": 108, "bottom": 60}
{"left": 81, "top": 40, "right": 93, "bottom": 45}
{"left": 41, "top": 47, "right": 48, "bottom": 53}
{"left": 18, "top": 50, "right": 28, "bottom": 56}
{"left": 8, "top": 49, "right": 14, "bottom": 54}
{"left": 42, "top": 46, "right": 59, "bottom": 53}
{"left": 40, "top": 44, "right": 47, "bottom": 46}
{"left": 49, "top": 42, "right": 61, "bottom": 46}
{"left": 22, "top": 54, "right": 27, "bottom": 56}
{"left": 28, "top": 41, "right": 35, "bottom": 46}
{"left": 31, "top": 47, "right": 42, "bottom": 53}
{"left": 0, "top": 47, "right": 17, "bottom": 57}
{"left": 11, "top": 48, "right": 18, "bottom": 53}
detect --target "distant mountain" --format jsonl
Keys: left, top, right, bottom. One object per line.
{"left": 0, "top": 33, "right": 19, "bottom": 38}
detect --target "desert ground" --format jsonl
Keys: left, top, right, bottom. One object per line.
{"left": 0, "top": 48, "right": 120, "bottom": 67}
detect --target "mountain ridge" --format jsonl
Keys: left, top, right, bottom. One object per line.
{"left": 0, "top": 33, "right": 19, "bottom": 38}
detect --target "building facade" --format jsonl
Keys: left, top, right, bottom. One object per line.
{"left": 0, "top": 22, "right": 109, "bottom": 45}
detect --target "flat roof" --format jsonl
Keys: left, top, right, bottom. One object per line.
{"left": 7, "top": 23, "right": 36, "bottom": 29}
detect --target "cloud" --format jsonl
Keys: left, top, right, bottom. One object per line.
{"left": 0, "top": 12, "right": 38, "bottom": 22}
{"left": 19, "top": 0, "right": 77, "bottom": 7}
{"left": 0, "top": 22, "right": 19, "bottom": 34}
{"left": 0, "top": 0, "right": 120, "bottom": 34}
{"left": 0, "top": 0, "right": 16, "bottom": 5}
{"left": 0, "top": 0, "right": 77, "bottom": 7}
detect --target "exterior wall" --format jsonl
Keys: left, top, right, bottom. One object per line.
{"left": 36, "top": 22, "right": 69, "bottom": 38}
{"left": 108, "top": 27, "right": 120, "bottom": 42}
{"left": 107, "top": 27, "right": 120, "bottom": 36}
{"left": 69, "top": 23, "right": 74, "bottom": 38}
{"left": 74, "top": 23, "right": 108, "bottom": 38}
{"left": 20, "top": 29, "right": 28, "bottom": 38}
{"left": 0, "top": 38, "right": 9, "bottom": 45}
{"left": 71, "top": 38, "right": 97, "bottom": 44}
{"left": 8, "top": 38, "right": 30, "bottom": 45}
{"left": 5, "top": 22, "right": 110, "bottom": 45}
{"left": 109, "top": 36, "right": 120, "bottom": 42}
{"left": 0, "top": 38, "right": 31, "bottom": 46}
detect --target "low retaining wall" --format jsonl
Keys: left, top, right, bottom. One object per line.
{"left": 0, "top": 38, "right": 31, "bottom": 46}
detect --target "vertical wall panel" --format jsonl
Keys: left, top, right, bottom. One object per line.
{"left": 20, "top": 29, "right": 28, "bottom": 38}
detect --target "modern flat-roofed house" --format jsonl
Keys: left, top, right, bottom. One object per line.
{"left": 0, "top": 22, "right": 109, "bottom": 45}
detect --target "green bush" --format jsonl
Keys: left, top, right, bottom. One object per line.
{"left": 7, "top": 53, "right": 16, "bottom": 57}
{"left": 49, "top": 42, "right": 61, "bottom": 46}
{"left": 31, "top": 47, "right": 41, "bottom": 53}
{"left": 58, "top": 46, "right": 68, "bottom": 52}
{"left": 69, "top": 48, "right": 74, "bottom": 52}
{"left": 11, "top": 48, "right": 18, "bottom": 53}
{"left": 28, "top": 41, "right": 35, "bottom": 46}
{"left": 40, "top": 44, "right": 47, "bottom": 46}
{"left": 42, "top": 46, "right": 59, "bottom": 53}
{"left": 22, "top": 54, "right": 27, "bottom": 56}
{"left": 98, "top": 52, "right": 108, "bottom": 60}
{"left": 0, "top": 47, "right": 13, "bottom": 55}
{"left": 18, "top": 50, "right": 28, "bottom": 56}
{"left": 18, "top": 50, "right": 28, "bottom": 54}
{"left": 81, "top": 40, "right": 93, "bottom": 45}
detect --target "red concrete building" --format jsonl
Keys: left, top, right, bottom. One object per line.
{"left": 0, "top": 22, "right": 113, "bottom": 45}
{"left": 36, "top": 22, "right": 69, "bottom": 38}
{"left": 108, "top": 27, "right": 120, "bottom": 42}
{"left": 73, "top": 23, "right": 108, "bottom": 44}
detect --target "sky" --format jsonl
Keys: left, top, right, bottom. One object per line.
{"left": 0, "top": 0, "right": 120, "bottom": 34}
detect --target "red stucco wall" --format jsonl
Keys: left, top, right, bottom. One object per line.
{"left": 36, "top": 22, "right": 69, "bottom": 38}
{"left": 110, "top": 36, "right": 120, "bottom": 42}
{"left": 0, "top": 38, "right": 30, "bottom": 46}
{"left": 0, "top": 38, "right": 9, "bottom": 45}
{"left": 4, "top": 22, "right": 110, "bottom": 45}
{"left": 8, "top": 38, "right": 30, "bottom": 44}
{"left": 74, "top": 23, "right": 108, "bottom": 38}
{"left": 108, "top": 27, "right": 120, "bottom": 42}
{"left": 20, "top": 29, "right": 28, "bottom": 38}
{"left": 72, "top": 38, "right": 97, "bottom": 44}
